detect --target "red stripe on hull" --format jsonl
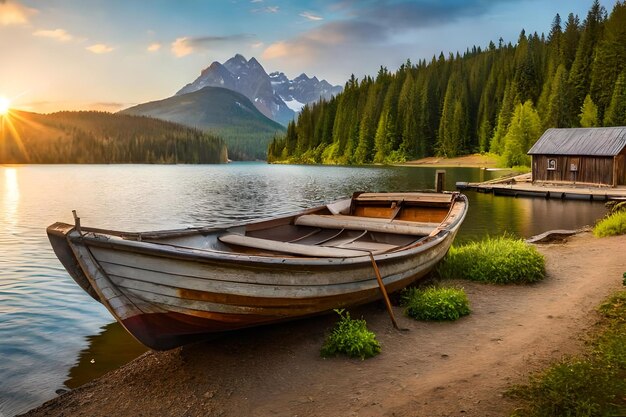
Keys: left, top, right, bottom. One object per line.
{"left": 122, "top": 312, "right": 280, "bottom": 350}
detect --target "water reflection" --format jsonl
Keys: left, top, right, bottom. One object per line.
{"left": 65, "top": 322, "right": 147, "bottom": 389}
{"left": 2, "top": 167, "right": 19, "bottom": 229}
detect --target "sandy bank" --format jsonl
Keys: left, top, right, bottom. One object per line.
{"left": 403, "top": 154, "right": 499, "bottom": 168}
{"left": 21, "top": 232, "right": 626, "bottom": 417}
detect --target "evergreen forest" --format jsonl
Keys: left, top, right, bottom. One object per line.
{"left": 0, "top": 111, "right": 228, "bottom": 164}
{"left": 268, "top": 1, "right": 626, "bottom": 167}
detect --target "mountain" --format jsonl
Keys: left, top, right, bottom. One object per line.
{"left": 270, "top": 72, "right": 343, "bottom": 113}
{"left": 0, "top": 110, "right": 227, "bottom": 164}
{"left": 176, "top": 54, "right": 342, "bottom": 125}
{"left": 121, "top": 86, "right": 285, "bottom": 160}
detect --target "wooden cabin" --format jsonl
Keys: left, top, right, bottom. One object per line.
{"left": 528, "top": 127, "right": 626, "bottom": 187}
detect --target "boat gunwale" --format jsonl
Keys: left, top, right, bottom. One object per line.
{"left": 68, "top": 194, "right": 468, "bottom": 268}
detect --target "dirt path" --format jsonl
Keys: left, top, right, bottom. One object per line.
{"left": 22, "top": 233, "right": 626, "bottom": 417}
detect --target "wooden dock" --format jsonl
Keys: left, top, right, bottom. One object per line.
{"left": 457, "top": 173, "right": 626, "bottom": 201}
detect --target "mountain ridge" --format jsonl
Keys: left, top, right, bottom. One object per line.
{"left": 176, "top": 54, "right": 342, "bottom": 125}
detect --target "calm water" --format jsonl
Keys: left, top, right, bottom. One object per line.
{"left": 0, "top": 163, "right": 607, "bottom": 416}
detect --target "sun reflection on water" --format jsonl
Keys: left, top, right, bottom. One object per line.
{"left": 2, "top": 167, "right": 19, "bottom": 228}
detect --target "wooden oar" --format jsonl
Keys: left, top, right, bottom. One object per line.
{"left": 369, "top": 253, "right": 404, "bottom": 331}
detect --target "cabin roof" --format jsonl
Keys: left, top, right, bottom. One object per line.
{"left": 528, "top": 127, "right": 626, "bottom": 156}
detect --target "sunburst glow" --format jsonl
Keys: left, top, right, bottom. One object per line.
{"left": 0, "top": 96, "right": 10, "bottom": 115}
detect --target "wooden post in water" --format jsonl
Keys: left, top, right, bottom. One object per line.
{"left": 435, "top": 170, "right": 446, "bottom": 193}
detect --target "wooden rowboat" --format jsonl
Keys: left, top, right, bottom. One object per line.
{"left": 47, "top": 191, "right": 468, "bottom": 350}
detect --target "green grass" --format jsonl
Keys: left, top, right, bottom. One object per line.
{"left": 508, "top": 290, "right": 626, "bottom": 417}
{"left": 593, "top": 210, "right": 626, "bottom": 237}
{"left": 402, "top": 286, "right": 471, "bottom": 321}
{"left": 436, "top": 236, "right": 545, "bottom": 284}
{"left": 320, "top": 309, "right": 381, "bottom": 360}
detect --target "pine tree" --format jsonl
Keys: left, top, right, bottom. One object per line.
{"left": 561, "top": 13, "right": 580, "bottom": 69}
{"left": 284, "top": 120, "right": 298, "bottom": 156}
{"left": 502, "top": 100, "right": 542, "bottom": 167}
{"left": 545, "top": 64, "right": 571, "bottom": 128}
{"left": 569, "top": 0, "right": 606, "bottom": 125}
{"left": 397, "top": 72, "right": 416, "bottom": 158}
{"left": 603, "top": 70, "right": 626, "bottom": 126}
{"left": 373, "top": 110, "right": 389, "bottom": 163}
{"left": 437, "top": 73, "right": 468, "bottom": 157}
{"left": 477, "top": 117, "right": 492, "bottom": 153}
{"left": 579, "top": 94, "right": 598, "bottom": 127}
{"left": 490, "top": 81, "right": 518, "bottom": 154}
{"left": 354, "top": 81, "right": 378, "bottom": 163}
{"left": 590, "top": 1, "right": 626, "bottom": 119}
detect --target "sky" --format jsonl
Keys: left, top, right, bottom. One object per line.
{"left": 0, "top": 0, "right": 614, "bottom": 114}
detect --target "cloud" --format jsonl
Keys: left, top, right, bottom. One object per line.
{"left": 171, "top": 37, "right": 193, "bottom": 57}
{"left": 147, "top": 42, "right": 161, "bottom": 52}
{"left": 300, "top": 11, "right": 323, "bottom": 21}
{"left": 263, "top": 41, "right": 289, "bottom": 59}
{"left": 0, "top": 1, "right": 37, "bottom": 25}
{"left": 250, "top": 0, "right": 263, "bottom": 2}
{"left": 86, "top": 43, "right": 114, "bottom": 54}
{"left": 354, "top": 1, "right": 518, "bottom": 31}
{"left": 171, "top": 34, "right": 255, "bottom": 57}
{"left": 253, "top": 5, "right": 278, "bottom": 13}
{"left": 33, "top": 28, "right": 73, "bottom": 42}
{"left": 263, "top": 0, "right": 513, "bottom": 65}
{"left": 263, "top": 20, "right": 382, "bottom": 61}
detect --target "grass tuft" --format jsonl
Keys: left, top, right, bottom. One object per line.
{"left": 436, "top": 236, "right": 545, "bottom": 284}
{"left": 508, "top": 290, "right": 626, "bottom": 417}
{"left": 320, "top": 309, "right": 381, "bottom": 360}
{"left": 593, "top": 210, "right": 626, "bottom": 237}
{"left": 402, "top": 286, "right": 470, "bottom": 321}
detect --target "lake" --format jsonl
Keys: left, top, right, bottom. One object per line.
{"left": 0, "top": 163, "right": 607, "bottom": 416}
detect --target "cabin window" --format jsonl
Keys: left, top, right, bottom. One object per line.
{"left": 547, "top": 158, "right": 557, "bottom": 171}
{"left": 570, "top": 158, "right": 579, "bottom": 172}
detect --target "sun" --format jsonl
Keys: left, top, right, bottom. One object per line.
{"left": 0, "top": 96, "right": 10, "bottom": 115}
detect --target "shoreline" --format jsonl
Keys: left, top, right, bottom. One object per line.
{"left": 402, "top": 154, "right": 499, "bottom": 168}
{"left": 20, "top": 232, "right": 626, "bottom": 417}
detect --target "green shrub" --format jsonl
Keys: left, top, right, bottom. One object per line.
{"left": 509, "top": 291, "right": 626, "bottom": 417}
{"left": 402, "top": 286, "right": 470, "bottom": 321}
{"left": 605, "top": 200, "right": 626, "bottom": 215}
{"left": 598, "top": 290, "right": 626, "bottom": 322}
{"left": 320, "top": 309, "right": 381, "bottom": 360}
{"left": 436, "top": 236, "right": 545, "bottom": 284}
{"left": 593, "top": 210, "right": 626, "bottom": 237}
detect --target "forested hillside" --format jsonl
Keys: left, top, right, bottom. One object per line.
{"left": 121, "top": 87, "right": 285, "bottom": 161}
{"left": 268, "top": 1, "right": 625, "bottom": 167}
{"left": 0, "top": 110, "right": 228, "bottom": 164}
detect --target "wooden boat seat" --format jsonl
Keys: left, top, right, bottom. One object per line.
{"left": 354, "top": 192, "right": 454, "bottom": 204}
{"left": 218, "top": 234, "right": 370, "bottom": 258}
{"left": 295, "top": 214, "right": 438, "bottom": 236}
{"left": 336, "top": 241, "right": 399, "bottom": 252}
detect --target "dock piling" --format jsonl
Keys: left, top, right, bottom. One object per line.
{"left": 435, "top": 170, "right": 446, "bottom": 193}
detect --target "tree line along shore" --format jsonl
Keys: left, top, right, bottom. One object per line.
{"left": 268, "top": 1, "right": 626, "bottom": 168}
